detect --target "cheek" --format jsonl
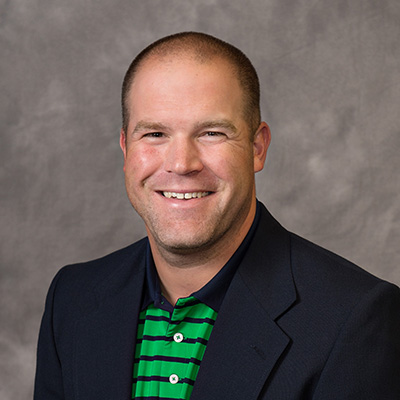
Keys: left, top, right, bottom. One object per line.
{"left": 202, "top": 146, "right": 253, "bottom": 181}
{"left": 126, "top": 146, "right": 162, "bottom": 181}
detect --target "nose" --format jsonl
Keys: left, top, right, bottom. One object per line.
{"left": 164, "top": 135, "right": 203, "bottom": 175}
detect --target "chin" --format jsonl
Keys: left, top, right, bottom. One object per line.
{"left": 154, "top": 231, "right": 217, "bottom": 254}
{"left": 160, "top": 238, "right": 210, "bottom": 253}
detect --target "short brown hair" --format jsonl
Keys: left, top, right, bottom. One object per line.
{"left": 121, "top": 32, "right": 261, "bottom": 135}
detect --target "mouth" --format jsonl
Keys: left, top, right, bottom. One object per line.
{"left": 161, "top": 191, "right": 211, "bottom": 200}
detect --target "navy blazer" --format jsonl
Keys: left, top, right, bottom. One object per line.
{"left": 34, "top": 204, "right": 400, "bottom": 399}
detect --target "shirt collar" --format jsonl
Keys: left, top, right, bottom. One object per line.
{"left": 142, "top": 201, "right": 261, "bottom": 312}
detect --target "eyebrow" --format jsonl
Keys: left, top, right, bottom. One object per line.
{"left": 131, "top": 119, "right": 238, "bottom": 135}
{"left": 194, "top": 119, "right": 238, "bottom": 133}
{"left": 132, "top": 121, "right": 169, "bottom": 134}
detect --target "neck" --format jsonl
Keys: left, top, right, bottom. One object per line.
{"left": 148, "top": 202, "right": 256, "bottom": 305}
{"left": 154, "top": 260, "right": 221, "bottom": 306}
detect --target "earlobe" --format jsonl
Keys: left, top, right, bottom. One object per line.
{"left": 120, "top": 129, "right": 127, "bottom": 171}
{"left": 253, "top": 122, "right": 271, "bottom": 173}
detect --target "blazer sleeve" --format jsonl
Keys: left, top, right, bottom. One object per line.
{"left": 313, "top": 281, "right": 400, "bottom": 399}
{"left": 34, "top": 270, "right": 65, "bottom": 400}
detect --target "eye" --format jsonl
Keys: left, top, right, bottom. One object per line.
{"left": 199, "top": 131, "right": 227, "bottom": 143}
{"left": 143, "top": 132, "right": 164, "bottom": 138}
{"left": 139, "top": 131, "right": 168, "bottom": 144}
{"left": 205, "top": 131, "right": 224, "bottom": 137}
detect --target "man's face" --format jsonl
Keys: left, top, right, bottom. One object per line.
{"left": 120, "top": 56, "right": 269, "bottom": 256}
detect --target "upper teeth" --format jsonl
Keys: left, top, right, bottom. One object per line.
{"left": 163, "top": 191, "right": 209, "bottom": 199}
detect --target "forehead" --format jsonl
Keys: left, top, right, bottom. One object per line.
{"left": 127, "top": 55, "right": 245, "bottom": 122}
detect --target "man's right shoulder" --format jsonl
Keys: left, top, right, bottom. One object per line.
{"left": 47, "top": 237, "right": 148, "bottom": 311}
{"left": 59, "top": 237, "right": 148, "bottom": 279}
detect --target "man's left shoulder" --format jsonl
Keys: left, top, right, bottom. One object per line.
{"left": 289, "top": 232, "right": 399, "bottom": 301}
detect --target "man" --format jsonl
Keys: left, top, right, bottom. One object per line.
{"left": 35, "top": 32, "right": 400, "bottom": 399}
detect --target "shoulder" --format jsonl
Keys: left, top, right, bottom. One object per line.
{"left": 55, "top": 238, "right": 148, "bottom": 287}
{"left": 46, "top": 238, "right": 148, "bottom": 318}
{"left": 254, "top": 203, "right": 399, "bottom": 319}
{"left": 285, "top": 232, "right": 400, "bottom": 332}
{"left": 256, "top": 203, "right": 396, "bottom": 294}
{"left": 289, "top": 232, "right": 394, "bottom": 295}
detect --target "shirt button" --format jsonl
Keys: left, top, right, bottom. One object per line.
{"left": 169, "top": 374, "right": 179, "bottom": 384}
{"left": 173, "top": 332, "right": 184, "bottom": 343}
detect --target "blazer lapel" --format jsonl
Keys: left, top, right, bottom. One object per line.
{"left": 73, "top": 251, "right": 146, "bottom": 400}
{"left": 191, "top": 205, "right": 297, "bottom": 400}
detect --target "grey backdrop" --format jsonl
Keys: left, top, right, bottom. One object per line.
{"left": 1, "top": 0, "right": 399, "bottom": 398}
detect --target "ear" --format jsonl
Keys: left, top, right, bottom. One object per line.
{"left": 253, "top": 122, "right": 271, "bottom": 173}
{"left": 119, "top": 128, "right": 127, "bottom": 171}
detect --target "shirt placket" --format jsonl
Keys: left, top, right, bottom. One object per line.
{"left": 163, "top": 297, "right": 194, "bottom": 396}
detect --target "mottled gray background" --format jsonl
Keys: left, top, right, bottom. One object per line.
{"left": 1, "top": 0, "right": 399, "bottom": 398}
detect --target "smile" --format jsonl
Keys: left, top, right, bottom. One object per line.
{"left": 162, "top": 191, "right": 210, "bottom": 200}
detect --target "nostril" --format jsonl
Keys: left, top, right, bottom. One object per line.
{"left": 165, "top": 151, "right": 203, "bottom": 174}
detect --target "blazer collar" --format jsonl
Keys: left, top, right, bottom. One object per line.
{"left": 191, "top": 204, "right": 297, "bottom": 400}
{"left": 239, "top": 203, "right": 296, "bottom": 320}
